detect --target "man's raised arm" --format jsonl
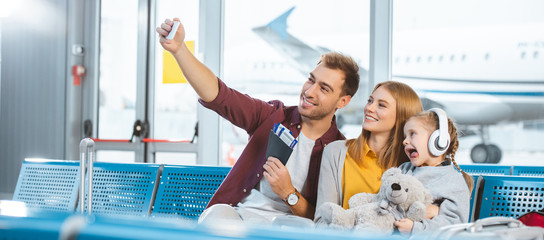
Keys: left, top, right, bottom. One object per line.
{"left": 156, "top": 18, "right": 218, "bottom": 103}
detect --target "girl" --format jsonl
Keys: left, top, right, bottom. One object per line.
{"left": 314, "top": 81, "right": 425, "bottom": 224}
{"left": 395, "top": 108, "right": 473, "bottom": 233}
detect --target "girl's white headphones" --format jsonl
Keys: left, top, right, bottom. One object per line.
{"left": 428, "top": 108, "right": 450, "bottom": 156}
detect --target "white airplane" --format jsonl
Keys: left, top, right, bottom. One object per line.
{"left": 250, "top": 7, "right": 544, "bottom": 164}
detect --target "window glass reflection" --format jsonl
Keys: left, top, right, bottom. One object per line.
{"left": 392, "top": 0, "right": 544, "bottom": 165}
{"left": 154, "top": 0, "right": 200, "bottom": 141}
{"left": 155, "top": 152, "right": 196, "bottom": 165}
{"left": 96, "top": 150, "right": 135, "bottom": 163}
{"left": 223, "top": 0, "right": 370, "bottom": 165}
{"left": 98, "top": 0, "right": 139, "bottom": 139}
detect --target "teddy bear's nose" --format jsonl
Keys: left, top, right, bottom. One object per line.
{"left": 391, "top": 183, "right": 401, "bottom": 191}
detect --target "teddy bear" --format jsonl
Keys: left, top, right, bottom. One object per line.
{"left": 316, "top": 167, "right": 433, "bottom": 234}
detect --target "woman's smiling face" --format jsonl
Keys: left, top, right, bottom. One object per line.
{"left": 363, "top": 86, "right": 397, "bottom": 135}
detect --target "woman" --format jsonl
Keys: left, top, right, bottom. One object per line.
{"left": 314, "top": 81, "right": 425, "bottom": 224}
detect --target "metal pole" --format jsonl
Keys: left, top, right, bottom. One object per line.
{"left": 87, "top": 140, "right": 94, "bottom": 214}
{"left": 78, "top": 139, "right": 86, "bottom": 213}
{"left": 369, "top": 0, "right": 393, "bottom": 93}
{"left": 79, "top": 138, "right": 95, "bottom": 214}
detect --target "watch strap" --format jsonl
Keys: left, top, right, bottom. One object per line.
{"left": 283, "top": 188, "right": 300, "bottom": 206}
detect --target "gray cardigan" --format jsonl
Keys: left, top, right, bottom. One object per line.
{"left": 314, "top": 140, "right": 349, "bottom": 224}
{"left": 398, "top": 162, "right": 471, "bottom": 233}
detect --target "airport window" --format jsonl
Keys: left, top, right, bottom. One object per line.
{"left": 393, "top": 0, "right": 544, "bottom": 165}
{"left": 222, "top": 0, "right": 370, "bottom": 165}
{"left": 96, "top": 151, "right": 135, "bottom": 163}
{"left": 155, "top": 152, "right": 197, "bottom": 165}
{"left": 153, "top": 0, "right": 199, "bottom": 141}
{"left": 98, "top": 0, "right": 139, "bottom": 140}
{"left": 92, "top": 0, "right": 200, "bottom": 163}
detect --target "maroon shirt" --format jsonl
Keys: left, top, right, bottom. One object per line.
{"left": 201, "top": 79, "right": 345, "bottom": 210}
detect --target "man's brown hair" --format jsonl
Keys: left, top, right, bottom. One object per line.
{"left": 317, "top": 52, "right": 360, "bottom": 97}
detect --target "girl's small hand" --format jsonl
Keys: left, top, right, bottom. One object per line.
{"left": 425, "top": 204, "right": 440, "bottom": 219}
{"left": 394, "top": 218, "right": 414, "bottom": 234}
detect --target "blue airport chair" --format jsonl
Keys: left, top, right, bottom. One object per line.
{"left": 0, "top": 210, "right": 73, "bottom": 240}
{"left": 151, "top": 165, "right": 231, "bottom": 219}
{"left": 1, "top": 210, "right": 402, "bottom": 240}
{"left": 459, "top": 164, "right": 512, "bottom": 175}
{"left": 475, "top": 175, "right": 544, "bottom": 220}
{"left": 13, "top": 160, "right": 81, "bottom": 212}
{"left": 76, "top": 214, "right": 402, "bottom": 240}
{"left": 459, "top": 164, "right": 511, "bottom": 222}
{"left": 80, "top": 162, "right": 161, "bottom": 217}
{"left": 468, "top": 175, "right": 480, "bottom": 222}
{"left": 512, "top": 166, "right": 544, "bottom": 177}
{"left": 76, "top": 215, "right": 212, "bottom": 240}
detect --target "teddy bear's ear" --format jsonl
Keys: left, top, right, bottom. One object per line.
{"left": 382, "top": 167, "right": 401, "bottom": 179}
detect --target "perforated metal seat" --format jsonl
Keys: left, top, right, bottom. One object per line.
{"left": 475, "top": 175, "right": 544, "bottom": 220}
{"left": 13, "top": 160, "right": 81, "bottom": 212}
{"left": 459, "top": 164, "right": 512, "bottom": 176}
{"left": 459, "top": 164, "right": 513, "bottom": 221}
{"left": 80, "top": 162, "right": 161, "bottom": 217}
{"left": 151, "top": 165, "right": 231, "bottom": 219}
{"left": 512, "top": 166, "right": 544, "bottom": 177}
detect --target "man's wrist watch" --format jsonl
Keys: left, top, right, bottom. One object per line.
{"left": 283, "top": 188, "right": 300, "bottom": 206}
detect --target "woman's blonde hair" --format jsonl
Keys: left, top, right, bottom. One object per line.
{"left": 411, "top": 111, "right": 474, "bottom": 192}
{"left": 346, "top": 81, "right": 423, "bottom": 169}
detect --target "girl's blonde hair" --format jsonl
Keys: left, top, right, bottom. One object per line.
{"left": 411, "top": 111, "right": 474, "bottom": 192}
{"left": 346, "top": 81, "right": 423, "bottom": 169}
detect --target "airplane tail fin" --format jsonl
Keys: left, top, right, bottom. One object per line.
{"left": 266, "top": 6, "right": 294, "bottom": 40}
{"left": 251, "top": 6, "right": 370, "bottom": 126}
{"left": 252, "top": 7, "right": 323, "bottom": 75}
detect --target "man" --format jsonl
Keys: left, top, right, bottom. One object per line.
{"left": 156, "top": 18, "right": 359, "bottom": 223}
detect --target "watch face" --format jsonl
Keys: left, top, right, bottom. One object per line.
{"left": 287, "top": 193, "right": 298, "bottom": 205}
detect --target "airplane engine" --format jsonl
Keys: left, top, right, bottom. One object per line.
{"left": 471, "top": 143, "right": 502, "bottom": 164}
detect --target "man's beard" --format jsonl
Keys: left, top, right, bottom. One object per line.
{"left": 298, "top": 104, "right": 333, "bottom": 121}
